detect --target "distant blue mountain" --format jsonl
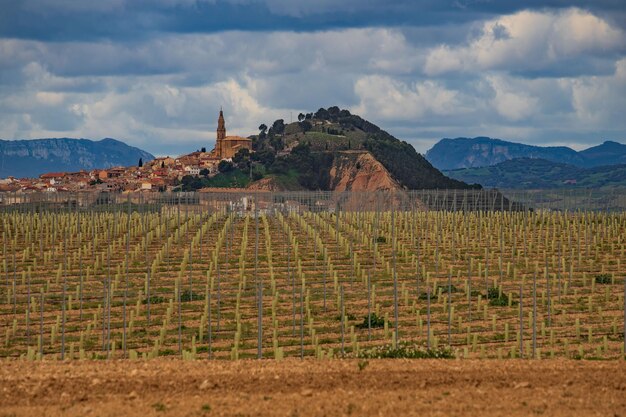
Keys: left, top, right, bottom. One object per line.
{"left": 0, "top": 138, "right": 154, "bottom": 178}
{"left": 444, "top": 157, "right": 626, "bottom": 189}
{"left": 578, "top": 140, "right": 626, "bottom": 167}
{"left": 425, "top": 137, "right": 625, "bottom": 170}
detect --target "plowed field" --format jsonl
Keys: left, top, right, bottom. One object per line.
{"left": 1, "top": 359, "right": 625, "bottom": 417}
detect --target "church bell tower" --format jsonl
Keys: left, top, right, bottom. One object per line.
{"left": 216, "top": 108, "right": 226, "bottom": 158}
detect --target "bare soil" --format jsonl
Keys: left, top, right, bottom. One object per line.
{"left": 1, "top": 359, "right": 625, "bottom": 417}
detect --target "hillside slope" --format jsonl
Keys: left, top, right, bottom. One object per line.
{"left": 0, "top": 138, "right": 154, "bottom": 178}
{"left": 247, "top": 150, "right": 401, "bottom": 192}
{"left": 245, "top": 107, "right": 478, "bottom": 191}
{"left": 444, "top": 157, "right": 626, "bottom": 189}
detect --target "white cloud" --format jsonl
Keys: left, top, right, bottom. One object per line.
{"left": 487, "top": 75, "right": 539, "bottom": 121}
{"left": 551, "top": 9, "right": 623, "bottom": 56}
{"left": 353, "top": 75, "right": 465, "bottom": 120}
{"left": 35, "top": 91, "right": 64, "bottom": 106}
{"left": 0, "top": 68, "right": 296, "bottom": 155}
{"left": 0, "top": 28, "right": 421, "bottom": 79}
{"left": 424, "top": 8, "right": 625, "bottom": 75}
{"left": 568, "top": 58, "right": 626, "bottom": 126}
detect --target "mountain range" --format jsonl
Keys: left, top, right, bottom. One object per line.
{"left": 0, "top": 138, "right": 155, "bottom": 179}
{"left": 425, "top": 137, "right": 626, "bottom": 170}
{"left": 444, "top": 158, "right": 626, "bottom": 189}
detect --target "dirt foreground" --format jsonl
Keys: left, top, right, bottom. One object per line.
{"left": 1, "top": 359, "right": 625, "bottom": 417}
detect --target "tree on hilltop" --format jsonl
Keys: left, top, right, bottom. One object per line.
{"left": 270, "top": 119, "right": 285, "bottom": 135}
{"left": 258, "top": 124, "right": 267, "bottom": 140}
{"left": 218, "top": 160, "right": 233, "bottom": 173}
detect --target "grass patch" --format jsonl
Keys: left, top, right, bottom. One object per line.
{"left": 356, "top": 342, "right": 454, "bottom": 359}
{"left": 152, "top": 403, "right": 167, "bottom": 412}
{"left": 204, "top": 169, "right": 251, "bottom": 188}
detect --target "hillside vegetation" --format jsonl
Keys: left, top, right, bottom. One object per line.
{"left": 184, "top": 107, "right": 478, "bottom": 191}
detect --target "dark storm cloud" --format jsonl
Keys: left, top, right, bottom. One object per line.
{"left": 1, "top": 0, "right": 624, "bottom": 42}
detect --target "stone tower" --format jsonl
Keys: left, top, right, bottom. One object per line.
{"left": 216, "top": 108, "right": 226, "bottom": 158}
{"left": 211, "top": 108, "right": 252, "bottom": 160}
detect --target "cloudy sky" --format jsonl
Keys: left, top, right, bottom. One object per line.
{"left": 1, "top": 1, "right": 625, "bottom": 156}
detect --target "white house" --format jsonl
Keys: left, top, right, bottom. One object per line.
{"left": 184, "top": 166, "right": 201, "bottom": 176}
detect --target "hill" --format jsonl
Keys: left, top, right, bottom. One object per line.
{"left": 0, "top": 138, "right": 154, "bottom": 178}
{"left": 578, "top": 140, "right": 626, "bottom": 167}
{"left": 187, "top": 107, "right": 479, "bottom": 192}
{"left": 425, "top": 137, "right": 626, "bottom": 170}
{"left": 425, "top": 137, "right": 583, "bottom": 170}
{"left": 444, "top": 157, "right": 626, "bottom": 189}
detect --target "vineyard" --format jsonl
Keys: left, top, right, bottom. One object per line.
{"left": 0, "top": 190, "right": 625, "bottom": 361}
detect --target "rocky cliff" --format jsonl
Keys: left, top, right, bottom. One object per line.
{"left": 329, "top": 151, "right": 400, "bottom": 191}
{"left": 0, "top": 138, "right": 154, "bottom": 178}
{"left": 247, "top": 151, "right": 401, "bottom": 192}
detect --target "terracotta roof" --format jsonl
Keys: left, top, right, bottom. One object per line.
{"left": 224, "top": 135, "right": 251, "bottom": 141}
{"left": 40, "top": 172, "right": 67, "bottom": 179}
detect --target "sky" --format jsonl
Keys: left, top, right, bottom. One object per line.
{"left": 1, "top": 1, "right": 625, "bottom": 157}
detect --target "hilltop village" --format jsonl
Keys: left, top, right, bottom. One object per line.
{"left": 0, "top": 106, "right": 478, "bottom": 194}
{"left": 0, "top": 110, "right": 252, "bottom": 193}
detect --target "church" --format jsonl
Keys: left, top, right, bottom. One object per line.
{"left": 212, "top": 109, "right": 252, "bottom": 159}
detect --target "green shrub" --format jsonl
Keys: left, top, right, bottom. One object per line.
{"left": 441, "top": 284, "right": 459, "bottom": 293}
{"left": 355, "top": 313, "right": 385, "bottom": 329}
{"left": 142, "top": 295, "right": 166, "bottom": 305}
{"left": 180, "top": 290, "right": 203, "bottom": 302}
{"left": 356, "top": 342, "right": 453, "bottom": 359}
{"left": 418, "top": 285, "right": 458, "bottom": 300}
{"left": 488, "top": 287, "right": 509, "bottom": 306}
{"left": 489, "top": 296, "right": 509, "bottom": 307}
{"left": 152, "top": 403, "right": 167, "bottom": 412}
{"left": 595, "top": 274, "right": 612, "bottom": 284}
{"left": 336, "top": 313, "right": 357, "bottom": 321}
{"left": 487, "top": 287, "right": 499, "bottom": 299}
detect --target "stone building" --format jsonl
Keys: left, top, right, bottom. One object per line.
{"left": 214, "top": 109, "right": 252, "bottom": 159}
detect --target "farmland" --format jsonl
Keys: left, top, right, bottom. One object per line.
{"left": 1, "top": 359, "right": 626, "bottom": 417}
{"left": 0, "top": 190, "right": 625, "bottom": 361}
